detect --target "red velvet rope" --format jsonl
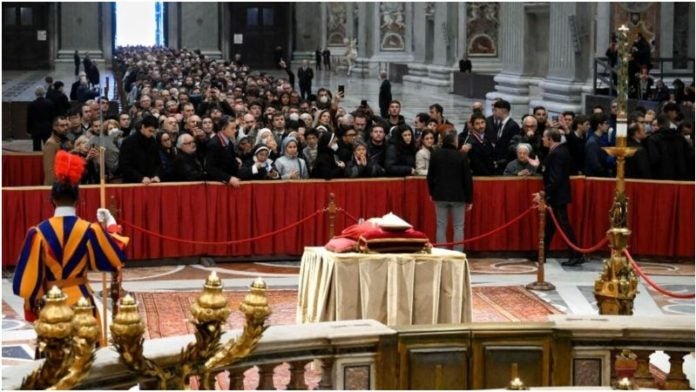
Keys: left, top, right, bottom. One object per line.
{"left": 546, "top": 207, "right": 609, "bottom": 253}
{"left": 624, "top": 249, "right": 695, "bottom": 299}
{"left": 433, "top": 207, "right": 535, "bottom": 247}
{"left": 337, "top": 208, "right": 360, "bottom": 223}
{"left": 120, "top": 209, "right": 325, "bottom": 246}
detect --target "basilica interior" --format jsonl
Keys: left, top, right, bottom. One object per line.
{"left": 1, "top": 2, "right": 694, "bottom": 390}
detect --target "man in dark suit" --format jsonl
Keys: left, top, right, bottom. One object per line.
{"left": 534, "top": 128, "right": 585, "bottom": 266}
{"left": 27, "top": 86, "right": 54, "bottom": 151}
{"left": 297, "top": 60, "right": 314, "bottom": 100}
{"left": 315, "top": 48, "right": 322, "bottom": 71}
{"left": 378, "top": 71, "right": 392, "bottom": 119}
{"left": 205, "top": 115, "right": 242, "bottom": 187}
{"left": 459, "top": 56, "right": 472, "bottom": 73}
{"left": 486, "top": 99, "right": 520, "bottom": 174}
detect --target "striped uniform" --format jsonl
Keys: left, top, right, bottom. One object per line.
{"left": 13, "top": 215, "right": 126, "bottom": 322}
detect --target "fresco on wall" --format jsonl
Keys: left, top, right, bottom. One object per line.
{"left": 611, "top": 3, "right": 660, "bottom": 56}
{"left": 327, "top": 3, "right": 347, "bottom": 46}
{"left": 380, "top": 2, "right": 406, "bottom": 51}
{"left": 467, "top": 3, "right": 498, "bottom": 57}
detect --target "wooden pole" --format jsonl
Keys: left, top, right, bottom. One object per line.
{"left": 527, "top": 191, "right": 555, "bottom": 291}
{"left": 99, "top": 146, "right": 108, "bottom": 346}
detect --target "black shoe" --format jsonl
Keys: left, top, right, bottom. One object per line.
{"left": 562, "top": 257, "right": 586, "bottom": 267}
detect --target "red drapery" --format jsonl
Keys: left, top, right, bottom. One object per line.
{"left": 2, "top": 177, "right": 693, "bottom": 266}
{"left": 2, "top": 153, "right": 43, "bottom": 187}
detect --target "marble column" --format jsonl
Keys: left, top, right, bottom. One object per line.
{"left": 412, "top": 2, "right": 427, "bottom": 63}
{"left": 178, "top": 3, "right": 222, "bottom": 58}
{"left": 530, "top": 3, "right": 593, "bottom": 115}
{"left": 432, "top": 3, "right": 448, "bottom": 66}
{"left": 457, "top": 3, "right": 466, "bottom": 64}
{"left": 58, "top": 3, "right": 103, "bottom": 60}
{"left": 346, "top": 2, "right": 355, "bottom": 42}
{"left": 485, "top": 3, "right": 531, "bottom": 117}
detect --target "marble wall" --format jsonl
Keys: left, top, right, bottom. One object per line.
{"left": 58, "top": 3, "right": 102, "bottom": 56}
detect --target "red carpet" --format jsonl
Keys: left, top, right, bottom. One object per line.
{"left": 134, "top": 286, "right": 560, "bottom": 340}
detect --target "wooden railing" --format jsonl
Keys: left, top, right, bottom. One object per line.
{"left": 5, "top": 316, "right": 693, "bottom": 390}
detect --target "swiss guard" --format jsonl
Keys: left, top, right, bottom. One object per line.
{"left": 12, "top": 150, "right": 127, "bottom": 330}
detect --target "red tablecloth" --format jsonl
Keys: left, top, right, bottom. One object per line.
{"left": 2, "top": 177, "right": 693, "bottom": 266}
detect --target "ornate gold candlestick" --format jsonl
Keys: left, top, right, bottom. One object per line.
{"left": 593, "top": 24, "right": 639, "bottom": 315}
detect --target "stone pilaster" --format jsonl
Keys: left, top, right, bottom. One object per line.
{"left": 412, "top": 2, "right": 427, "bottom": 63}
{"left": 485, "top": 3, "right": 530, "bottom": 117}
{"left": 432, "top": 3, "right": 448, "bottom": 66}
{"left": 179, "top": 3, "right": 222, "bottom": 58}
{"left": 58, "top": 3, "right": 103, "bottom": 60}
{"left": 167, "top": 3, "right": 180, "bottom": 49}
{"left": 352, "top": 2, "right": 370, "bottom": 77}
{"left": 530, "top": 3, "right": 593, "bottom": 115}
{"left": 659, "top": 2, "right": 674, "bottom": 73}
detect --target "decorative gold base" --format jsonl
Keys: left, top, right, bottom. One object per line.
{"left": 526, "top": 281, "right": 556, "bottom": 291}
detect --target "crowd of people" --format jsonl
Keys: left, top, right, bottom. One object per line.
{"left": 33, "top": 46, "right": 695, "bottom": 188}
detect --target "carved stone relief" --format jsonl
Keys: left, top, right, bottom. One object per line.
{"left": 327, "top": 3, "right": 347, "bottom": 46}
{"left": 380, "top": 2, "right": 406, "bottom": 51}
{"left": 466, "top": 3, "right": 499, "bottom": 57}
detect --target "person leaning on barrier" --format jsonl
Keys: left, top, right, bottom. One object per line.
{"left": 118, "top": 115, "right": 161, "bottom": 184}
{"left": 205, "top": 115, "right": 242, "bottom": 187}
{"left": 385, "top": 124, "right": 417, "bottom": 176}
{"left": 173, "top": 133, "right": 206, "bottom": 181}
{"left": 504, "top": 143, "right": 540, "bottom": 177}
{"left": 427, "top": 129, "right": 474, "bottom": 253}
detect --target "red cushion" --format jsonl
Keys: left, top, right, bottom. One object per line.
{"left": 339, "top": 220, "right": 380, "bottom": 241}
{"left": 325, "top": 237, "right": 358, "bottom": 253}
{"left": 358, "top": 228, "right": 431, "bottom": 253}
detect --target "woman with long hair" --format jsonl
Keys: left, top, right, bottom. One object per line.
{"left": 415, "top": 129, "right": 437, "bottom": 175}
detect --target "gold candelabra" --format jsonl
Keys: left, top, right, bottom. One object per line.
{"left": 593, "top": 24, "right": 639, "bottom": 315}
{"left": 110, "top": 272, "right": 272, "bottom": 390}
{"left": 20, "top": 288, "right": 99, "bottom": 390}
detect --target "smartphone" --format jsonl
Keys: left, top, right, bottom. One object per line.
{"left": 360, "top": 99, "right": 368, "bottom": 107}
{"left": 338, "top": 85, "right": 345, "bottom": 95}
{"left": 552, "top": 115, "right": 559, "bottom": 122}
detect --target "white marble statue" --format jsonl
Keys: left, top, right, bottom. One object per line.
{"left": 343, "top": 37, "right": 358, "bottom": 76}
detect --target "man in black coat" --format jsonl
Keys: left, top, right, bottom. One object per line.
{"left": 315, "top": 48, "right": 322, "bottom": 71}
{"left": 297, "top": 60, "right": 314, "bottom": 100}
{"left": 205, "top": 116, "right": 242, "bottom": 187}
{"left": 535, "top": 129, "right": 585, "bottom": 266}
{"left": 119, "top": 115, "right": 161, "bottom": 183}
{"left": 378, "top": 71, "right": 392, "bottom": 119}
{"left": 461, "top": 113, "right": 496, "bottom": 176}
{"left": 486, "top": 99, "right": 520, "bottom": 174}
{"left": 625, "top": 120, "right": 651, "bottom": 179}
{"left": 644, "top": 114, "right": 692, "bottom": 180}
{"left": 46, "top": 81, "right": 71, "bottom": 118}
{"left": 27, "top": 86, "right": 54, "bottom": 151}
{"left": 427, "top": 129, "right": 473, "bottom": 252}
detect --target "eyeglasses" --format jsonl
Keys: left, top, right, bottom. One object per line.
{"left": 182, "top": 141, "right": 194, "bottom": 145}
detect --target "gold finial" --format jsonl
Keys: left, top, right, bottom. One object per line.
{"left": 252, "top": 277, "right": 267, "bottom": 289}
{"left": 47, "top": 285, "right": 64, "bottom": 299}
{"left": 207, "top": 270, "right": 221, "bottom": 286}
{"left": 76, "top": 297, "right": 90, "bottom": 307}
{"left": 191, "top": 271, "right": 231, "bottom": 324}
{"left": 120, "top": 294, "right": 135, "bottom": 306}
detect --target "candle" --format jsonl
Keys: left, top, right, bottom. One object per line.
{"left": 617, "top": 122, "right": 627, "bottom": 138}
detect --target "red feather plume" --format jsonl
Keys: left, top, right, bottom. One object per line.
{"left": 54, "top": 151, "right": 85, "bottom": 186}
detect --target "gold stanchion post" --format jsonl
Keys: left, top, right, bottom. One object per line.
{"left": 527, "top": 191, "right": 555, "bottom": 291}
{"left": 327, "top": 193, "right": 337, "bottom": 240}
